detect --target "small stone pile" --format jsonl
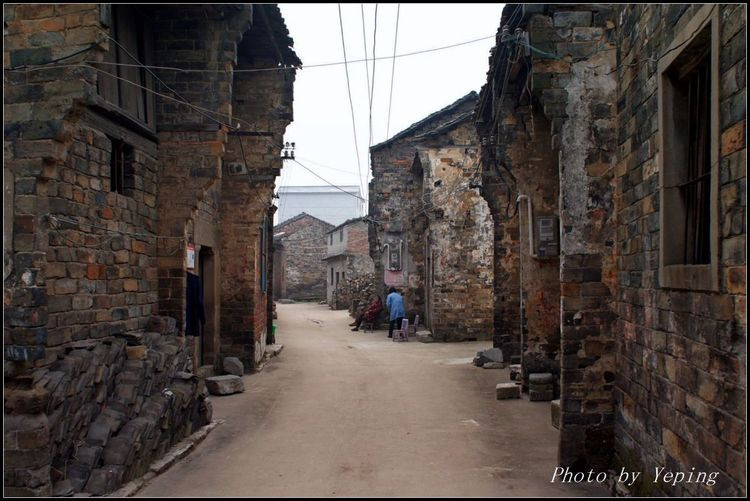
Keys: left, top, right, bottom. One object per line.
{"left": 330, "top": 273, "right": 375, "bottom": 313}
{"left": 4, "top": 316, "right": 212, "bottom": 497}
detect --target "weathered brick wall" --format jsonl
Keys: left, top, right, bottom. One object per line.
{"left": 3, "top": 5, "right": 217, "bottom": 496}
{"left": 478, "top": 77, "right": 561, "bottom": 362}
{"left": 477, "top": 3, "right": 618, "bottom": 470}
{"left": 527, "top": 6, "right": 619, "bottom": 470}
{"left": 369, "top": 94, "right": 479, "bottom": 321}
{"left": 45, "top": 121, "right": 159, "bottom": 348}
{"left": 151, "top": 5, "right": 252, "bottom": 338}
{"left": 345, "top": 220, "right": 370, "bottom": 255}
{"left": 612, "top": 4, "right": 746, "bottom": 496}
{"left": 219, "top": 40, "right": 294, "bottom": 369}
{"left": 4, "top": 4, "right": 298, "bottom": 495}
{"left": 274, "top": 214, "right": 334, "bottom": 300}
{"left": 420, "top": 125, "right": 494, "bottom": 341}
{"left": 369, "top": 145, "right": 427, "bottom": 316}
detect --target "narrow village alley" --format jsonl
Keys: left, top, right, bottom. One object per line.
{"left": 137, "top": 303, "right": 606, "bottom": 497}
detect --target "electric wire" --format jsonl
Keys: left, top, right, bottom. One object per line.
{"left": 293, "top": 159, "right": 368, "bottom": 202}
{"left": 369, "top": 3, "right": 379, "bottom": 150}
{"left": 385, "top": 4, "right": 400, "bottom": 138}
{"left": 337, "top": 4, "right": 367, "bottom": 203}
{"left": 6, "top": 34, "right": 499, "bottom": 76}
{"left": 361, "top": 4, "right": 373, "bottom": 114}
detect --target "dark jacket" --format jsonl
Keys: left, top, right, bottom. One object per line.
{"left": 186, "top": 272, "right": 205, "bottom": 336}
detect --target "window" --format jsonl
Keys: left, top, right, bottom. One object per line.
{"left": 97, "top": 5, "right": 155, "bottom": 127}
{"left": 339, "top": 228, "right": 344, "bottom": 242}
{"left": 109, "top": 138, "right": 134, "bottom": 195}
{"left": 330, "top": 267, "right": 334, "bottom": 284}
{"left": 330, "top": 233, "right": 333, "bottom": 245}
{"left": 658, "top": 5, "right": 719, "bottom": 291}
{"left": 336, "top": 272, "right": 339, "bottom": 286}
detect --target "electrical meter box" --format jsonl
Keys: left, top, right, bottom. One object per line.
{"left": 535, "top": 216, "right": 559, "bottom": 258}
{"left": 388, "top": 242, "right": 402, "bottom": 271}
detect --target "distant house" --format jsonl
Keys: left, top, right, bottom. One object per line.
{"left": 273, "top": 213, "right": 334, "bottom": 301}
{"left": 323, "top": 218, "right": 375, "bottom": 307}
{"left": 277, "top": 185, "right": 364, "bottom": 226}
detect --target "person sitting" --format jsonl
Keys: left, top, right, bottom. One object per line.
{"left": 350, "top": 295, "right": 384, "bottom": 331}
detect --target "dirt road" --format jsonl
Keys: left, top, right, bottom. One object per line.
{"left": 138, "top": 303, "right": 608, "bottom": 497}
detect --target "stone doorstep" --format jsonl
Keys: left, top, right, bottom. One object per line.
{"left": 107, "top": 420, "right": 224, "bottom": 498}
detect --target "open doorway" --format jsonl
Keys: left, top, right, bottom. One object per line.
{"left": 198, "top": 245, "right": 216, "bottom": 366}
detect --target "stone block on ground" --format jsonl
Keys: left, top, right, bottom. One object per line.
{"left": 530, "top": 388, "right": 554, "bottom": 401}
{"left": 529, "top": 372, "right": 555, "bottom": 384}
{"left": 551, "top": 399, "right": 560, "bottom": 429}
{"left": 496, "top": 383, "right": 521, "bottom": 400}
{"left": 205, "top": 375, "right": 244, "bottom": 396}
{"left": 222, "top": 357, "right": 244, "bottom": 377}
{"left": 482, "top": 361, "right": 506, "bottom": 369}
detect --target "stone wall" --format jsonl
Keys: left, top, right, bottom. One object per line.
{"left": 531, "top": 6, "right": 619, "bottom": 470}
{"left": 369, "top": 93, "right": 485, "bottom": 328}
{"left": 219, "top": 33, "right": 295, "bottom": 370}
{"left": 612, "top": 4, "right": 746, "bottom": 496}
{"left": 274, "top": 214, "right": 334, "bottom": 301}
{"left": 477, "top": 3, "right": 746, "bottom": 495}
{"left": 478, "top": 68, "right": 562, "bottom": 360}
{"left": 420, "top": 134, "right": 494, "bottom": 341}
{"left": 4, "top": 3, "right": 298, "bottom": 495}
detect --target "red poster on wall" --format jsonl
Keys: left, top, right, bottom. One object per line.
{"left": 186, "top": 243, "right": 195, "bottom": 270}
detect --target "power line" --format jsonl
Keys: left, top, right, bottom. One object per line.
{"left": 369, "top": 3, "right": 379, "bottom": 150}
{"left": 294, "top": 157, "right": 362, "bottom": 177}
{"left": 293, "top": 159, "right": 367, "bottom": 202}
{"left": 386, "top": 4, "right": 400, "bottom": 139}
{"left": 361, "top": 4, "right": 372, "bottom": 113}
{"left": 7, "top": 33, "right": 498, "bottom": 76}
{"left": 337, "top": 4, "right": 367, "bottom": 203}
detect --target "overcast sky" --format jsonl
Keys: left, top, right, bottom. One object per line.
{"left": 277, "top": 3, "right": 505, "bottom": 204}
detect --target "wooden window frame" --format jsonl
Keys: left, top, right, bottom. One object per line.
{"left": 657, "top": 5, "right": 720, "bottom": 292}
{"left": 109, "top": 137, "right": 134, "bottom": 196}
{"left": 96, "top": 5, "right": 155, "bottom": 132}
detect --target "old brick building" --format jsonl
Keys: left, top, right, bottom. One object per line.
{"left": 323, "top": 217, "right": 375, "bottom": 308}
{"left": 477, "top": 3, "right": 745, "bottom": 496}
{"left": 4, "top": 4, "right": 298, "bottom": 495}
{"left": 369, "top": 93, "right": 494, "bottom": 341}
{"left": 273, "top": 212, "right": 333, "bottom": 301}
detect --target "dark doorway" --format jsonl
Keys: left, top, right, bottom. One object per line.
{"left": 198, "top": 246, "right": 216, "bottom": 366}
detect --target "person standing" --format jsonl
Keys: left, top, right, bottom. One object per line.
{"left": 385, "top": 287, "right": 405, "bottom": 339}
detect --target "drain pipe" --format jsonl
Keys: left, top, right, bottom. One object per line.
{"left": 515, "top": 194, "right": 537, "bottom": 370}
